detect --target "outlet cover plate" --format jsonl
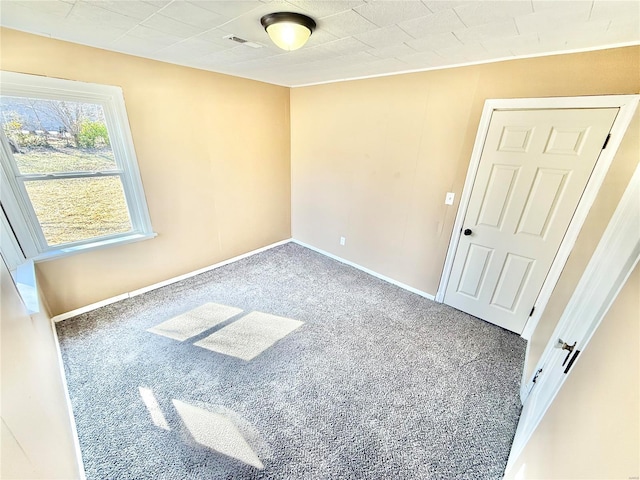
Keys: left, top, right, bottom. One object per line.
{"left": 445, "top": 192, "right": 455, "bottom": 205}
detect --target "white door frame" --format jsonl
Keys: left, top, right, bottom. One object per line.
{"left": 435, "top": 95, "right": 639, "bottom": 342}
{"left": 505, "top": 158, "right": 640, "bottom": 474}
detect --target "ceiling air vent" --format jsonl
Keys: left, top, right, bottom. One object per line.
{"left": 222, "top": 34, "right": 263, "bottom": 49}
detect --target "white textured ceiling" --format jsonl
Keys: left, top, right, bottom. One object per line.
{"left": 1, "top": 0, "right": 638, "bottom": 87}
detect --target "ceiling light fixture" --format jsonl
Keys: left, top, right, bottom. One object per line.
{"left": 260, "top": 12, "right": 316, "bottom": 51}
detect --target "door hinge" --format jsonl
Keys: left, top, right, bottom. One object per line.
{"left": 532, "top": 368, "right": 543, "bottom": 383}
{"left": 529, "top": 306, "right": 535, "bottom": 317}
{"left": 602, "top": 133, "right": 611, "bottom": 150}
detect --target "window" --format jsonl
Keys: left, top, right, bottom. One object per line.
{"left": 0, "top": 71, "right": 154, "bottom": 262}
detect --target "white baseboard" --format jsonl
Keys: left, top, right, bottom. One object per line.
{"left": 51, "top": 239, "right": 292, "bottom": 322}
{"left": 520, "top": 340, "right": 533, "bottom": 404}
{"left": 52, "top": 237, "right": 436, "bottom": 322}
{"left": 49, "top": 319, "right": 87, "bottom": 480}
{"left": 291, "top": 239, "right": 436, "bottom": 301}
{"left": 128, "top": 238, "right": 291, "bottom": 298}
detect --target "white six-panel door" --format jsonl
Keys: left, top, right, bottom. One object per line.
{"left": 444, "top": 108, "right": 618, "bottom": 333}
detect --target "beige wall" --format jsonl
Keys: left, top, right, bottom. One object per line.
{"left": 506, "top": 263, "right": 640, "bottom": 479}
{"left": 291, "top": 46, "right": 639, "bottom": 299}
{"left": 1, "top": 261, "right": 82, "bottom": 479}
{"left": 0, "top": 28, "right": 291, "bottom": 315}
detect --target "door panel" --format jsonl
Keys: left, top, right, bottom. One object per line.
{"left": 444, "top": 108, "right": 619, "bottom": 333}
{"left": 477, "top": 165, "right": 520, "bottom": 228}
{"left": 490, "top": 253, "right": 535, "bottom": 312}
{"left": 457, "top": 244, "right": 493, "bottom": 298}
{"left": 516, "top": 168, "right": 570, "bottom": 238}
{"left": 498, "top": 126, "right": 534, "bottom": 153}
{"left": 544, "top": 126, "right": 589, "bottom": 155}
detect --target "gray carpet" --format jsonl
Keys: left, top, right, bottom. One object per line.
{"left": 56, "top": 243, "right": 526, "bottom": 480}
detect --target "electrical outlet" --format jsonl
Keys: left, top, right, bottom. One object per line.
{"left": 340, "top": 236, "right": 346, "bottom": 246}
{"left": 445, "top": 192, "right": 455, "bottom": 205}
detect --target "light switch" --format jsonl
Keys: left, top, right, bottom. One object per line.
{"left": 445, "top": 192, "right": 455, "bottom": 205}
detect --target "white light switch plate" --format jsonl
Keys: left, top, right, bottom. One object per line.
{"left": 445, "top": 192, "right": 455, "bottom": 205}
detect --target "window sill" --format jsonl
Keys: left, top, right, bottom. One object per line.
{"left": 34, "top": 232, "right": 157, "bottom": 263}
{"left": 14, "top": 259, "right": 40, "bottom": 314}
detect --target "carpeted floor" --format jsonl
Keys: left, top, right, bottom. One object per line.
{"left": 56, "top": 243, "right": 526, "bottom": 480}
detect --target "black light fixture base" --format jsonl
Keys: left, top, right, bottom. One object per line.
{"left": 260, "top": 12, "right": 317, "bottom": 33}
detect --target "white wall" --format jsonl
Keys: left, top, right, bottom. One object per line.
{"left": 506, "top": 264, "right": 640, "bottom": 479}
{"left": 1, "top": 260, "right": 82, "bottom": 479}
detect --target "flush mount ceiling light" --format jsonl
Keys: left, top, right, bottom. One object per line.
{"left": 260, "top": 12, "right": 316, "bottom": 51}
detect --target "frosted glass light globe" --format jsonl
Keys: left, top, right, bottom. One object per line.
{"left": 266, "top": 22, "right": 312, "bottom": 51}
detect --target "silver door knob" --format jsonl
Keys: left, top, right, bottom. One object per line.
{"left": 556, "top": 338, "right": 577, "bottom": 367}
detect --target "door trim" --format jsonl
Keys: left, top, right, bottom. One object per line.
{"left": 435, "top": 95, "right": 640, "bottom": 341}
{"left": 505, "top": 157, "right": 640, "bottom": 474}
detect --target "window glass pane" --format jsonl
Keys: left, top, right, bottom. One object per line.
{"left": 0, "top": 96, "right": 117, "bottom": 173}
{"left": 24, "top": 176, "right": 132, "bottom": 246}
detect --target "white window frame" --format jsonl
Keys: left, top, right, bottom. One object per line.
{"left": 0, "top": 71, "right": 155, "bottom": 261}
